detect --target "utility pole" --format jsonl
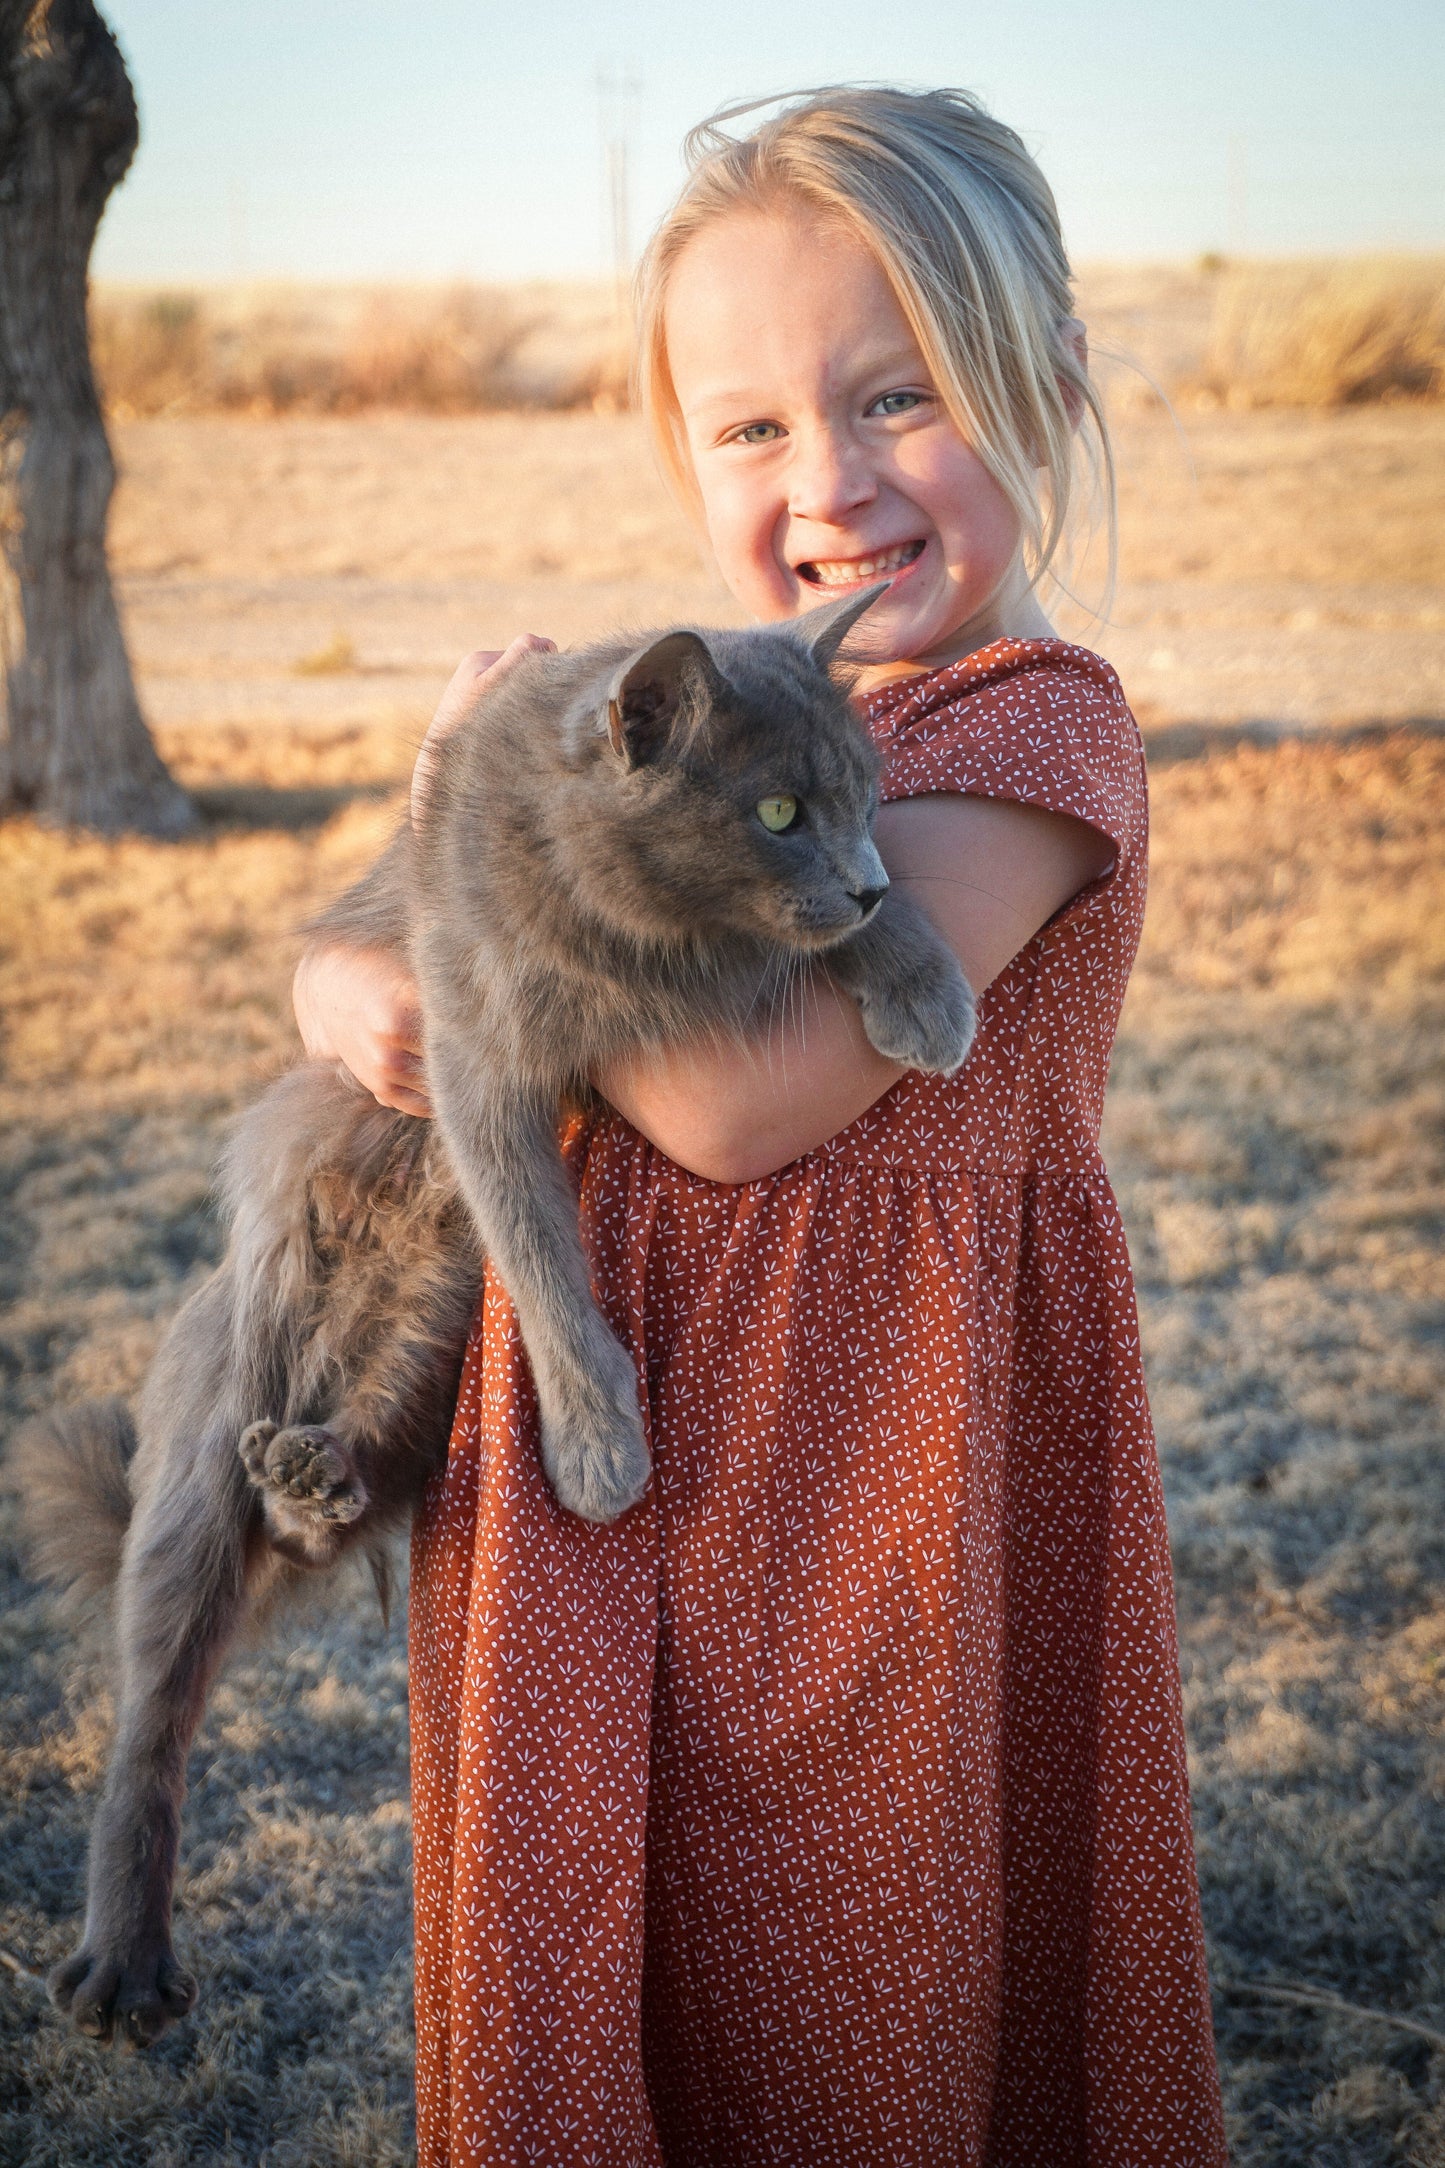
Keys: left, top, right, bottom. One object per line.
{"left": 596, "top": 66, "right": 641, "bottom": 336}
{"left": 1226, "top": 133, "right": 1249, "bottom": 257}
{"left": 228, "top": 179, "right": 250, "bottom": 280}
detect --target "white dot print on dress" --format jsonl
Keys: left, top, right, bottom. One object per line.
{"left": 406, "top": 638, "right": 1229, "bottom": 2168}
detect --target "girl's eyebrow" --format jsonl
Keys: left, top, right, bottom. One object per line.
{"left": 681, "top": 344, "right": 932, "bottom": 425}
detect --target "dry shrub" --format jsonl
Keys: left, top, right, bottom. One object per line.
{"left": 90, "top": 284, "right": 625, "bottom": 418}
{"left": 559, "top": 333, "right": 633, "bottom": 415}
{"left": 1200, "top": 258, "right": 1445, "bottom": 408}
{"left": 322, "top": 288, "right": 536, "bottom": 413}
{"left": 92, "top": 261, "right": 1445, "bottom": 426}
{"left": 88, "top": 291, "right": 209, "bottom": 414}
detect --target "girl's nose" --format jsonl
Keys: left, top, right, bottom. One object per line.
{"left": 786, "top": 425, "right": 877, "bottom": 526}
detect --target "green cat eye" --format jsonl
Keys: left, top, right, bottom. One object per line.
{"left": 758, "top": 794, "right": 798, "bottom": 832}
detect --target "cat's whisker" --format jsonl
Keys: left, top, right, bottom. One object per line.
{"left": 771, "top": 956, "right": 804, "bottom": 1084}
{"left": 782, "top": 958, "right": 804, "bottom": 1077}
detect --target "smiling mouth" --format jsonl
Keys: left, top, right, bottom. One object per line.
{"left": 796, "top": 539, "right": 924, "bottom": 589}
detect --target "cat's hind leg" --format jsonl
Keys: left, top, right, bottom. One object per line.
{"left": 239, "top": 1419, "right": 368, "bottom": 1566}
{"left": 50, "top": 1383, "right": 260, "bottom": 2046}
{"left": 238, "top": 1211, "right": 477, "bottom": 1564}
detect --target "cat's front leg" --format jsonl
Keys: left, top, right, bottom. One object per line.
{"left": 429, "top": 1053, "right": 649, "bottom": 1523}
{"left": 826, "top": 888, "right": 977, "bottom": 1076}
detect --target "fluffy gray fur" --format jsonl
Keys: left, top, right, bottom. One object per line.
{"left": 12, "top": 583, "right": 974, "bottom": 2049}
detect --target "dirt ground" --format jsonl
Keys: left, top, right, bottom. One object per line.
{"left": 1, "top": 400, "right": 1443, "bottom": 2165}
{"left": 110, "top": 400, "right": 1445, "bottom": 742}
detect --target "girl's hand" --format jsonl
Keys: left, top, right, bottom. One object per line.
{"left": 411, "top": 632, "right": 557, "bottom": 826}
{"left": 292, "top": 942, "right": 432, "bottom": 1117}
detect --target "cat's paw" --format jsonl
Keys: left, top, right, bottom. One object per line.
{"left": 858, "top": 953, "right": 976, "bottom": 1076}
{"left": 50, "top": 1937, "right": 197, "bottom": 2049}
{"left": 537, "top": 1337, "right": 650, "bottom": 1524}
{"left": 240, "top": 1421, "right": 368, "bottom": 1543}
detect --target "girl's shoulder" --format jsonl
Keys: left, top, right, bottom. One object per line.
{"left": 862, "top": 636, "right": 1147, "bottom": 869}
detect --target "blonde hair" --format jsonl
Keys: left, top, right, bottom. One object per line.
{"left": 634, "top": 84, "right": 1114, "bottom": 604}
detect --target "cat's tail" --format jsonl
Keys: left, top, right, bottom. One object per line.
{"left": 6, "top": 1399, "right": 137, "bottom": 1615}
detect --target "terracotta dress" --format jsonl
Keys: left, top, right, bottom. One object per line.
{"left": 408, "top": 639, "right": 1229, "bottom": 2167}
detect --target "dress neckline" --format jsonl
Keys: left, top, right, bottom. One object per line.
{"left": 858, "top": 636, "right": 1121, "bottom": 733}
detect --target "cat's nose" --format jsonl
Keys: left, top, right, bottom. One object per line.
{"left": 851, "top": 885, "right": 887, "bottom": 917}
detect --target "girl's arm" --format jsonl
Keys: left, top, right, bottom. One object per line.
{"left": 294, "top": 651, "right": 1112, "bottom": 1169}
{"left": 596, "top": 794, "right": 1113, "bottom": 1183}
{"left": 295, "top": 792, "right": 1110, "bottom": 1160}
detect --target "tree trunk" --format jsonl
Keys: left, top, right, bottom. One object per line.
{"left": 0, "top": 0, "right": 194, "bottom": 835}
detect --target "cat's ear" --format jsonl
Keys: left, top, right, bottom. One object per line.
{"left": 794, "top": 579, "right": 891, "bottom": 668}
{"left": 605, "top": 631, "right": 725, "bottom": 767}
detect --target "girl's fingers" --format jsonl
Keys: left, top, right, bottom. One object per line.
{"left": 434, "top": 634, "right": 558, "bottom": 737}
{"left": 487, "top": 631, "right": 559, "bottom": 675}
{"left": 435, "top": 649, "right": 505, "bottom": 726}
{"left": 381, "top": 1085, "right": 433, "bottom": 1119}
{"left": 377, "top": 1039, "right": 426, "bottom": 1084}
{"left": 381, "top": 1027, "right": 425, "bottom": 1063}
{"left": 293, "top": 942, "right": 434, "bottom": 1114}
{"left": 370, "top": 1045, "right": 432, "bottom": 1116}
{"left": 413, "top": 634, "right": 558, "bottom": 824}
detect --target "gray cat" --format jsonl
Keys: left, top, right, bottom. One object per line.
{"left": 13, "top": 583, "right": 975, "bottom": 2048}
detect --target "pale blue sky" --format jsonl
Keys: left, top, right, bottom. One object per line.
{"left": 94, "top": 0, "right": 1444, "bottom": 282}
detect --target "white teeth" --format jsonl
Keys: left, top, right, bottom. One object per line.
{"left": 804, "top": 542, "right": 920, "bottom": 586}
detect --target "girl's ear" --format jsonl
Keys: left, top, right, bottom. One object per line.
{"left": 1059, "top": 316, "right": 1089, "bottom": 431}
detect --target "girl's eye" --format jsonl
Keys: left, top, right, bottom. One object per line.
{"left": 870, "top": 389, "right": 926, "bottom": 418}
{"left": 757, "top": 794, "right": 799, "bottom": 832}
{"left": 730, "top": 420, "right": 783, "bottom": 446}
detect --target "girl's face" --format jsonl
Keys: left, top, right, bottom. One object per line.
{"left": 664, "top": 205, "right": 1047, "bottom": 680}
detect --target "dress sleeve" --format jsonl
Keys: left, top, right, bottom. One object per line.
{"left": 870, "top": 641, "right": 1147, "bottom": 879}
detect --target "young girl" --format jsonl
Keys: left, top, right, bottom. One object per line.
{"left": 296, "top": 86, "right": 1229, "bottom": 2168}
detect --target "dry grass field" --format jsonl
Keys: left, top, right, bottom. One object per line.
{"left": 89, "top": 257, "right": 1444, "bottom": 420}
{"left": 1, "top": 311, "right": 1443, "bottom": 2162}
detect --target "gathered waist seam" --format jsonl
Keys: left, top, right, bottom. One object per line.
{"left": 813, "top": 1152, "right": 1105, "bottom": 1181}
{"left": 637, "top": 1148, "right": 1110, "bottom": 1194}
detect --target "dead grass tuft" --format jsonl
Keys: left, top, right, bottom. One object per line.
{"left": 90, "top": 283, "right": 631, "bottom": 419}
{"left": 1199, "top": 258, "right": 1445, "bottom": 408}
{"left": 294, "top": 632, "right": 359, "bottom": 678}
